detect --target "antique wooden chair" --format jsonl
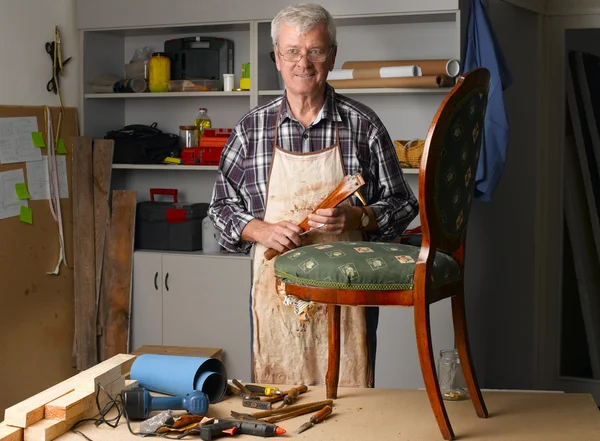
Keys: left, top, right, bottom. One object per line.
{"left": 273, "top": 67, "right": 491, "bottom": 440}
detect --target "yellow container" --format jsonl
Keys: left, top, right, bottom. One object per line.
{"left": 149, "top": 52, "right": 171, "bottom": 93}
{"left": 240, "top": 77, "right": 251, "bottom": 91}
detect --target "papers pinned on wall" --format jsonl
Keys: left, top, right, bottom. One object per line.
{"left": 0, "top": 169, "right": 27, "bottom": 219}
{"left": 0, "top": 117, "right": 43, "bottom": 164}
{"left": 26, "top": 156, "right": 69, "bottom": 200}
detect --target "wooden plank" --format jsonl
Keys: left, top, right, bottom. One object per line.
{"left": 23, "top": 415, "right": 79, "bottom": 441}
{"left": 72, "top": 136, "right": 97, "bottom": 371}
{"left": 3, "top": 381, "right": 74, "bottom": 429}
{"left": 75, "top": 354, "right": 136, "bottom": 392}
{"left": 92, "top": 139, "right": 114, "bottom": 295}
{"left": 44, "top": 392, "right": 94, "bottom": 421}
{"left": 4, "top": 354, "right": 134, "bottom": 428}
{"left": 44, "top": 372, "right": 129, "bottom": 423}
{"left": 92, "top": 139, "right": 114, "bottom": 356}
{"left": 124, "top": 380, "right": 138, "bottom": 390}
{"left": 0, "top": 422, "right": 23, "bottom": 441}
{"left": 97, "top": 191, "right": 137, "bottom": 361}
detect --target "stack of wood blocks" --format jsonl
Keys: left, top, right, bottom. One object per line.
{"left": 0, "top": 354, "right": 138, "bottom": 441}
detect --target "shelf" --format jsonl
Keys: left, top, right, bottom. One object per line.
{"left": 402, "top": 168, "right": 420, "bottom": 174}
{"left": 259, "top": 88, "right": 451, "bottom": 96}
{"left": 85, "top": 91, "right": 251, "bottom": 99}
{"left": 112, "top": 164, "right": 218, "bottom": 170}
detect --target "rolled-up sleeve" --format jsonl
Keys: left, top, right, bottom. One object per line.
{"left": 208, "top": 130, "right": 255, "bottom": 254}
{"left": 365, "top": 125, "right": 419, "bottom": 241}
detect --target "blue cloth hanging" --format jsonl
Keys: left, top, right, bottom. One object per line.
{"left": 463, "top": 0, "right": 513, "bottom": 201}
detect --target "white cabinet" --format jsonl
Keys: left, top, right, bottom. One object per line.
{"left": 131, "top": 251, "right": 253, "bottom": 381}
{"left": 131, "top": 252, "right": 163, "bottom": 348}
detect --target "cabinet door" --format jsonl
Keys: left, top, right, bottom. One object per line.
{"left": 131, "top": 251, "right": 164, "bottom": 350}
{"left": 162, "top": 254, "right": 252, "bottom": 381}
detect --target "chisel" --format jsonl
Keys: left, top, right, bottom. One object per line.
{"left": 292, "top": 405, "right": 333, "bottom": 435}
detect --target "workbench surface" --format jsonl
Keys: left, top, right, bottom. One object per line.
{"left": 55, "top": 386, "right": 600, "bottom": 441}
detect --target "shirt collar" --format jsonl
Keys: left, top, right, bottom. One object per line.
{"left": 278, "top": 84, "right": 342, "bottom": 127}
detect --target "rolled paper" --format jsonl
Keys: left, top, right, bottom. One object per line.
{"left": 341, "top": 59, "right": 461, "bottom": 78}
{"left": 328, "top": 65, "right": 421, "bottom": 81}
{"left": 130, "top": 354, "right": 228, "bottom": 403}
{"left": 327, "top": 75, "right": 453, "bottom": 89}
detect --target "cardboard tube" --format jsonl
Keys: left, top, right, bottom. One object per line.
{"left": 327, "top": 75, "right": 453, "bottom": 89}
{"left": 341, "top": 59, "right": 461, "bottom": 78}
{"left": 328, "top": 65, "right": 420, "bottom": 81}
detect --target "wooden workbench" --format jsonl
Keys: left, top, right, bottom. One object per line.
{"left": 54, "top": 386, "right": 600, "bottom": 441}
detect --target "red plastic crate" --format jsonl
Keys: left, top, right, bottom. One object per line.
{"left": 199, "top": 146, "right": 225, "bottom": 165}
{"left": 203, "top": 128, "right": 233, "bottom": 137}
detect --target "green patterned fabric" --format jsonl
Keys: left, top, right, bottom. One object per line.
{"left": 274, "top": 241, "right": 461, "bottom": 290}
{"left": 434, "top": 87, "right": 488, "bottom": 238}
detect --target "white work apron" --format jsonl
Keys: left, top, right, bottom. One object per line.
{"left": 250, "top": 103, "right": 370, "bottom": 387}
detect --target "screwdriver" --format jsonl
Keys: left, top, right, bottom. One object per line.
{"left": 276, "top": 384, "right": 308, "bottom": 409}
{"left": 245, "top": 384, "right": 283, "bottom": 396}
{"left": 292, "top": 405, "right": 333, "bottom": 435}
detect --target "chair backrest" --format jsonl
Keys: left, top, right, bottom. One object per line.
{"left": 419, "top": 67, "right": 490, "bottom": 253}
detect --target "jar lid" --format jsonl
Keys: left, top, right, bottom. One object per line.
{"left": 152, "top": 52, "right": 168, "bottom": 57}
{"left": 179, "top": 125, "right": 197, "bottom": 130}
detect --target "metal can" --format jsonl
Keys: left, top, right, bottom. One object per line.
{"left": 179, "top": 125, "right": 198, "bottom": 149}
{"left": 149, "top": 52, "right": 171, "bottom": 92}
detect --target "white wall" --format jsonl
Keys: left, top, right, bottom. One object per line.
{"left": 0, "top": 0, "right": 79, "bottom": 108}
{"left": 0, "top": 0, "right": 80, "bottom": 415}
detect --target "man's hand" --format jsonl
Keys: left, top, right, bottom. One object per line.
{"left": 241, "top": 219, "right": 304, "bottom": 253}
{"left": 307, "top": 205, "right": 364, "bottom": 234}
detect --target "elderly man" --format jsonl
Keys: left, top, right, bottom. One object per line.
{"left": 209, "top": 3, "right": 418, "bottom": 387}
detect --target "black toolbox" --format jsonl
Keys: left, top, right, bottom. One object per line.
{"left": 136, "top": 188, "right": 208, "bottom": 251}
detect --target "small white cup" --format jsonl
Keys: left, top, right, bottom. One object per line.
{"left": 223, "top": 74, "right": 234, "bottom": 92}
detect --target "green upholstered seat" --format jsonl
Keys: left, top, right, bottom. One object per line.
{"left": 273, "top": 241, "right": 461, "bottom": 290}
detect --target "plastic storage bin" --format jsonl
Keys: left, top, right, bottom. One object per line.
{"left": 168, "top": 79, "right": 222, "bottom": 92}
{"left": 135, "top": 189, "right": 208, "bottom": 251}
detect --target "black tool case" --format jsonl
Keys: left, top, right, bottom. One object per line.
{"left": 135, "top": 189, "right": 208, "bottom": 251}
{"left": 164, "top": 36, "right": 234, "bottom": 80}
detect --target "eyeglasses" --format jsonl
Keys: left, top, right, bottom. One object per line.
{"left": 275, "top": 44, "right": 333, "bottom": 63}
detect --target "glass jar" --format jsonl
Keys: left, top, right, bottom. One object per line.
{"left": 148, "top": 52, "right": 171, "bottom": 93}
{"left": 437, "top": 349, "right": 469, "bottom": 401}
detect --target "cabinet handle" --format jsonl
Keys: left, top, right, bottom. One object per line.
{"left": 165, "top": 272, "right": 170, "bottom": 291}
{"left": 154, "top": 272, "right": 158, "bottom": 290}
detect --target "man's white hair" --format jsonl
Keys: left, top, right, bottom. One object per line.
{"left": 271, "top": 3, "right": 337, "bottom": 46}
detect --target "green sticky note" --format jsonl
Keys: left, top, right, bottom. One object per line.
{"left": 31, "top": 131, "right": 46, "bottom": 148}
{"left": 15, "top": 183, "right": 30, "bottom": 200}
{"left": 20, "top": 206, "right": 32, "bottom": 224}
{"left": 56, "top": 138, "right": 67, "bottom": 154}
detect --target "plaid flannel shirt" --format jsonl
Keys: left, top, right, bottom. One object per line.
{"left": 209, "top": 85, "right": 418, "bottom": 253}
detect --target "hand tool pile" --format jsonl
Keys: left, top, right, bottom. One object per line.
{"left": 224, "top": 379, "right": 334, "bottom": 436}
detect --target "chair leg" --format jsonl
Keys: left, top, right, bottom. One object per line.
{"left": 326, "top": 304, "right": 341, "bottom": 399}
{"left": 452, "top": 293, "right": 488, "bottom": 418}
{"left": 414, "top": 302, "right": 455, "bottom": 440}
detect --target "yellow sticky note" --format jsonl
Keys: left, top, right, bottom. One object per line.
{"left": 15, "top": 183, "right": 30, "bottom": 200}
{"left": 56, "top": 138, "right": 67, "bottom": 154}
{"left": 20, "top": 206, "right": 32, "bottom": 224}
{"left": 31, "top": 131, "right": 46, "bottom": 148}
